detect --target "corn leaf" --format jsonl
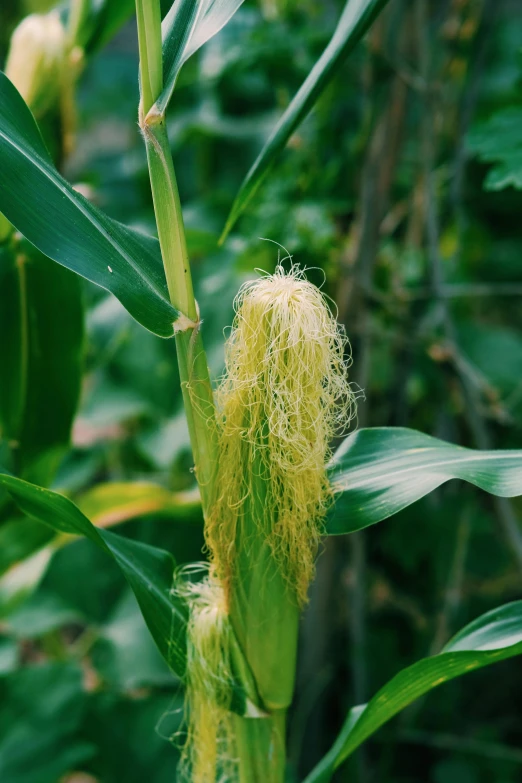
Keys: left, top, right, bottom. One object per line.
{"left": 160, "top": 0, "right": 201, "bottom": 113}
{"left": 159, "top": 0, "right": 247, "bottom": 114}
{"left": 0, "top": 517, "right": 54, "bottom": 579}
{"left": 220, "top": 0, "right": 390, "bottom": 241}
{"left": 0, "top": 482, "right": 201, "bottom": 617}
{"left": 304, "top": 601, "right": 522, "bottom": 783}
{"left": 0, "top": 473, "right": 258, "bottom": 716}
{"left": 0, "top": 71, "right": 178, "bottom": 338}
{"left": 327, "top": 427, "right": 522, "bottom": 534}
{"left": 182, "top": 0, "right": 246, "bottom": 62}
{"left": 76, "top": 481, "right": 202, "bottom": 527}
{"left": 0, "top": 536, "right": 55, "bottom": 617}
{"left": 0, "top": 515, "right": 56, "bottom": 617}
{"left": 0, "top": 471, "right": 187, "bottom": 675}
{"left": 0, "top": 242, "right": 83, "bottom": 484}
{"left": 0, "top": 663, "right": 95, "bottom": 780}
{"left": 82, "top": 0, "right": 136, "bottom": 53}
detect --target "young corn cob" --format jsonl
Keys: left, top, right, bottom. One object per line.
{"left": 5, "top": 11, "right": 67, "bottom": 117}
{"left": 182, "top": 265, "right": 354, "bottom": 782}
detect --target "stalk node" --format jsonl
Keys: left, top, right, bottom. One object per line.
{"left": 173, "top": 311, "right": 202, "bottom": 334}
{"left": 139, "top": 100, "right": 164, "bottom": 131}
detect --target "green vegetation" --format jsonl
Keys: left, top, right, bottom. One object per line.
{"left": 1, "top": 0, "right": 522, "bottom": 781}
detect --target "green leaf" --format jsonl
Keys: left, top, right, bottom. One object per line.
{"left": 0, "top": 546, "right": 55, "bottom": 618}
{"left": 327, "top": 427, "right": 522, "bottom": 535}
{"left": 456, "top": 321, "right": 522, "bottom": 399}
{"left": 304, "top": 601, "right": 522, "bottom": 783}
{"left": 158, "top": 0, "right": 247, "bottom": 114}
{"left": 182, "top": 0, "right": 247, "bottom": 62}
{"left": 0, "top": 470, "right": 187, "bottom": 675}
{"left": 0, "top": 662, "right": 94, "bottom": 783}
{"left": 93, "top": 589, "right": 175, "bottom": 690}
{"left": 0, "top": 241, "right": 83, "bottom": 482}
{"left": 76, "top": 481, "right": 201, "bottom": 527}
{"left": 85, "top": 691, "right": 183, "bottom": 782}
{"left": 467, "top": 107, "right": 522, "bottom": 191}
{"left": 0, "top": 482, "right": 201, "bottom": 618}
{"left": 5, "top": 591, "right": 83, "bottom": 639}
{"left": 82, "top": 0, "right": 136, "bottom": 53}
{"left": 0, "top": 517, "right": 54, "bottom": 577}
{"left": 220, "top": 0, "right": 390, "bottom": 241}
{"left": 0, "top": 71, "right": 178, "bottom": 338}
{"left": 160, "top": 0, "right": 201, "bottom": 113}
{"left": 0, "top": 473, "right": 261, "bottom": 716}
{"left": 0, "top": 637, "right": 18, "bottom": 674}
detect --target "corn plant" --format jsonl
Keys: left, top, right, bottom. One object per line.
{"left": 1, "top": 0, "right": 522, "bottom": 781}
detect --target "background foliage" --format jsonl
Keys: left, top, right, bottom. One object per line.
{"left": 1, "top": 0, "right": 522, "bottom": 781}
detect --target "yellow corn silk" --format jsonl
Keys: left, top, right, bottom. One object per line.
{"left": 209, "top": 265, "right": 354, "bottom": 605}
{"left": 182, "top": 266, "right": 355, "bottom": 781}
{"left": 177, "top": 572, "right": 236, "bottom": 783}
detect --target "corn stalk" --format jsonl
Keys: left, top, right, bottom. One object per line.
{"left": 135, "top": 2, "right": 294, "bottom": 779}
{"left": 135, "top": 0, "right": 218, "bottom": 517}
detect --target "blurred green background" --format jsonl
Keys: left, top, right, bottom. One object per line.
{"left": 1, "top": 0, "right": 522, "bottom": 781}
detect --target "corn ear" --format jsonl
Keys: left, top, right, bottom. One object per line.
{"left": 208, "top": 266, "right": 353, "bottom": 606}
{"left": 5, "top": 12, "right": 67, "bottom": 117}
{"left": 229, "top": 444, "right": 300, "bottom": 710}
{"left": 182, "top": 266, "right": 354, "bottom": 780}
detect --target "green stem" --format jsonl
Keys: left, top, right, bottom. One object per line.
{"left": 136, "top": 5, "right": 289, "bottom": 781}
{"left": 135, "top": 0, "right": 163, "bottom": 116}
{"left": 173, "top": 327, "right": 218, "bottom": 514}
{"left": 135, "top": 0, "right": 217, "bottom": 515}
{"left": 143, "top": 118, "right": 197, "bottom": 320}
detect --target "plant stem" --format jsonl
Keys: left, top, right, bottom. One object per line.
{"left": 135, "top": 0, "right": 163, "bottom": 117}
{"left": 135, "top": 0, "right": 217, "bottom": 516}
{"left": 136, "top": 5, "right": 288, "bottom": 781}
{"left": 143, "top": 118, "right": 197, "bottom": 320}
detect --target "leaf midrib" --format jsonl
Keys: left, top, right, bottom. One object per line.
{"left": 332, "top": 450, "right": 522, "bottom": 490}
